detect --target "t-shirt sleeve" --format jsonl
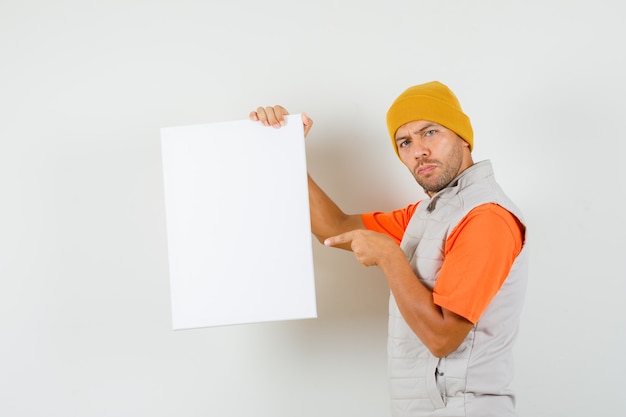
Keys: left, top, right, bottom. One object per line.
{"left": 432, "top": 203, "right": 525, "bottom": 324}
{"left": 361, "top": 202, "right": 420, "bottom": 244}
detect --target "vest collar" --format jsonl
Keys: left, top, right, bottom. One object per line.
{"left": 426, "top": 160, "right": 494, "bottom": 212}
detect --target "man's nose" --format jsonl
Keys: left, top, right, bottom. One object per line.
{"left": 412, "top": 140, "right": 429, "bottom": 158}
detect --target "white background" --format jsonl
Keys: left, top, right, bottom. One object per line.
{"left": 1, "top": 1, "right": 624, "bottom": 416}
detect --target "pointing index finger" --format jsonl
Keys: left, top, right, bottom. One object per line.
{"left": 324, "top": 231, "right": 354, "bottom": 247}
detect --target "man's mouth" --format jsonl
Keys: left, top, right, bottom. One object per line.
{"left": 416, "top": 163, "right": 437, "bottom": 176}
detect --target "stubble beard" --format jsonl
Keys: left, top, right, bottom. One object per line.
{"left": 412, "top": 146, "right": 464, "bottom": 194}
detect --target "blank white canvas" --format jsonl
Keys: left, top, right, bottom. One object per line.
{"left": 160, "top": 115, "right": 317, "bottom": 330}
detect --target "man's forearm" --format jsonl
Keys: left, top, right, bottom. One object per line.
{"left": 307, "top": 175, "right": 364, "bottom": 249}
{"left": 378, "top": 253, "right": 473, "bottom": 358}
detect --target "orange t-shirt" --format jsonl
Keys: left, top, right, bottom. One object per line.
{"left": 362, "top": 202, "right": 524, "bottom": 324}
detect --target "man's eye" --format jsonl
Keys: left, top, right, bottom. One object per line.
{"left": 425, "top": 129, "right": 436, "bottom": 136}
{"left": 399, "top": 140, "right": 410, "bottom": 148}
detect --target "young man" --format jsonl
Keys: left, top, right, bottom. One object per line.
{"left": 250, "top": 81, "right": 528, "bottom": 417}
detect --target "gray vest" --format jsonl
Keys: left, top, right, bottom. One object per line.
{"left": 388, "top": 160, "right": 529, "bottom": 417}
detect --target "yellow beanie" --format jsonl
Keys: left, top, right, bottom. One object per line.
{"left": 386, "top": 81, "right": 474, "bottom": 157}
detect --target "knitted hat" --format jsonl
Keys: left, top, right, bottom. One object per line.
{"left": 386, "top": 81, "right": 474, "bottom": 157}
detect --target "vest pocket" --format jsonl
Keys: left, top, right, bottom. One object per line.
{"left": 435, "top": 357, "right": 447, "bottom": 406}
{"left": 425, "top": 356, "right": 446, "bottom": 409}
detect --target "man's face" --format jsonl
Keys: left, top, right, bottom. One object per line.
{"left": 394, "top": 120, "right": 472, "bottom": 195}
